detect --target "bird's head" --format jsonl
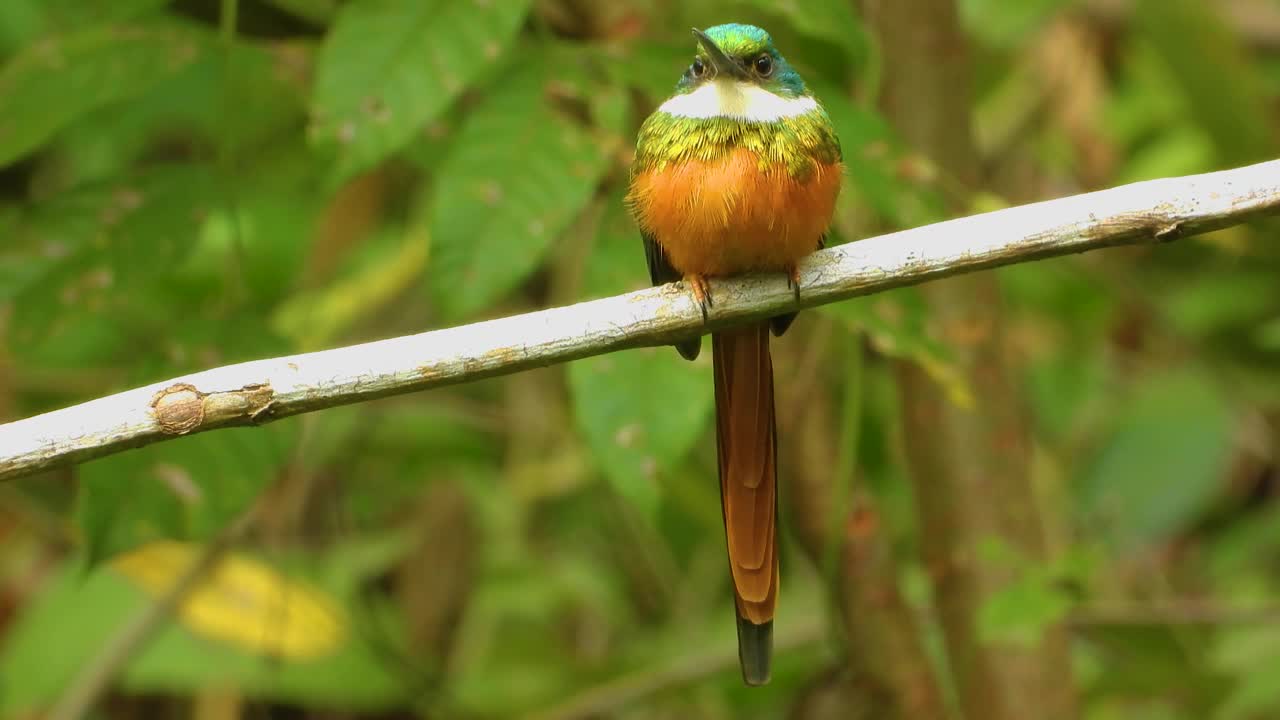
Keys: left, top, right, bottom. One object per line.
{"left": 677, "top": 24, "right": 807, "bottom": 99}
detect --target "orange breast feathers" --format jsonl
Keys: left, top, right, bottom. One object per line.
{"left": 628, "top": 147, "right": 841, "bottom": 277}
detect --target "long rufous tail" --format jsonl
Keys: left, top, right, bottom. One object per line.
{"left": 712, "top": 323, "right": 779, "bottom": 687}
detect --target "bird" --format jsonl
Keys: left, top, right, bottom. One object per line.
{"left": 625, "top": 23, "right": 842, "bottom": 685}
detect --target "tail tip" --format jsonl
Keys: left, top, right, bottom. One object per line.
{"left": 736, "top": 617, "right": 773, "bottom": 686}
{"left": 675, "top": 337, "right": 701, "bottom": 361}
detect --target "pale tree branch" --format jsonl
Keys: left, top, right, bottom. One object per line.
{"left": 1, "top": 159, "right": 1278, "bottom": 482}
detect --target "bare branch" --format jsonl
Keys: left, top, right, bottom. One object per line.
{"left": 2, "top": 159, "right": 1278, "bottom": 482}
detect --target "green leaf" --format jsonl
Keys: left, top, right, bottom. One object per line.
{"left": 1117, "top": 125, "right": 1215, "bottom": 185}
{"left": 1161, "top": 269, "right": 1278, "bottom": 340}
{"left": 0, "top": 23, "right": 201, "bottom": 167}
{"left": 5, "top": 144, "right": 315, "bottom": 373}
{"left": 1079, "top": 370, "right": 1234, "bottom": 550}
{"left": 427, "top": 59, "right": 613, "bottom": 318}
{"left": 0, "top": 0, "right": 174, "bottom": 54}
{"left": 1137, "top": 0, "right": 1275, "bottom": 165}
{"left": 978, "top": 568, "right": 1074, "bottom": 647}
{"left": 310, "top": 0, "right": 533, "bottom": 181}
{"left": 76, "top": 425, "right": 296, "bottom": 564}
{"left": 0, "top": 547, "right": 406, "bottom": 715}
{"left": 4, "top": 165, "right": 218, "bottom": 350}
{"left": 201, "top": 143, "right": 323, "bottom": 306}
{"left": 567, "top": 202, "right": 714, "bottom": 517}
{"left": 976, "top": 539, "right": 1084, "bottom": 647}
{"left": 11, "top": 37, "right": 305, "bottom": 190}
{"left": 0, "top": 1, "right": 43, "bottom": 55}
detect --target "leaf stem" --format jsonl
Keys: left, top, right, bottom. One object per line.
{"left": 46, "top": 508, "right": 258, "bottom": 720}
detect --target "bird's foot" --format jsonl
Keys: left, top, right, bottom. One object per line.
{"left": 785, "top": 266, "right": 802, "bottom": 303}
{"left": 686, "top": 274, "right": 712, "bottom": 321}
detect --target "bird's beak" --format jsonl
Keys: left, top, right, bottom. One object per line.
{"left": 692, "top": 28, "right": 749, "bottom": 80}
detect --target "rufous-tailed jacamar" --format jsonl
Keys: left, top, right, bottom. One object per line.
{"left": 626, "top": 24, "right": 842, "bottom": 685}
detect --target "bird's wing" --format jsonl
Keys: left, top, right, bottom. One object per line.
{"left": 643, "top": 229, "right": 701, "bottom": 360}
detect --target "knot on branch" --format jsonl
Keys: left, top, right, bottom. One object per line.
{"left": 150, "top": 382, "right": 277, "bottom": 435}
{"left": 151, "top": 383, "right": 205, "bottom": 435}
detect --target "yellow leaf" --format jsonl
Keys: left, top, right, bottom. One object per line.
{"left": 112, "top": 541, "right": 346, "bottom": 659}
{"left": 271, "top": 225, "right": 429, "bottom": 350}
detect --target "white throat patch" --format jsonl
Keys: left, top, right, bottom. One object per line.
{"left": 657, "top": 80, "right": 818, "bottom": 122}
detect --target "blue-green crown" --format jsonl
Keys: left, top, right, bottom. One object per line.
{"left": 676, "top": 23, "right": 807, "bottom": 97}
{"left": 703, "top": 23, "right": 772, "bottom": 56}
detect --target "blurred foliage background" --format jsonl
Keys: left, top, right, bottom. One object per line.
{"left": 1, "top": 0, "right": 1279, "bottom": 718}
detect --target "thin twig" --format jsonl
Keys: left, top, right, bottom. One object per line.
{"left": 46, "top": 509, "right": 258, "bottom": 720}
{"left": 1, "top": 159, "right": 1279, "bottom": 482}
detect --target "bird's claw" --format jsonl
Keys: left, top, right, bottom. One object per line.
{"left": 686, "top": 274, "right": 712, "bottom": 322}
{"left": 786, "top": 266, "right": 801, "bottom": 303}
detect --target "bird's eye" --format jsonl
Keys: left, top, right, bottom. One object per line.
{"left": 691, "top": 58, "right": 706, "bottom": 77}
{"left": 754, "top": 54, "right": 773, "bottom": 77}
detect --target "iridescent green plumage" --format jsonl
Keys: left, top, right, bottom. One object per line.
{"left": 630, "top": 23, "right": 841, "bottom": 179}
{"left": 632, "top": 111, "right": 840, "bottom": 178}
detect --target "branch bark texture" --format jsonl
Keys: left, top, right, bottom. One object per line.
{"left": 1, "top": 158, "right": 1278, "bottom": 481}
